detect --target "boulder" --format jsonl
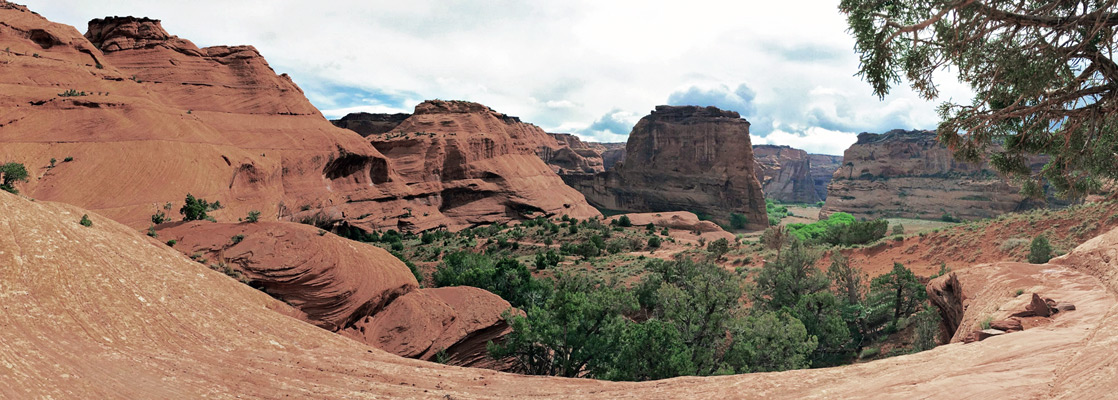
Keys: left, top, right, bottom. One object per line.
{"left": 926, "top": 272, "right": 966, "bottom": 338}
{"left": 990, "top": 318, "right": 1024, "bottom": 332}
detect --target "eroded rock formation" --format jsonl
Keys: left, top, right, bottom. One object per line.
{"left": 753, "top": 145, "right": 820, "bottom": 204}
{"left": 0, "top": 10, "right": 595, "bottom": 233}
{"left": 565, "top": 106, "right": 767, "bottom": 229}
{"left": 157, "top": 221, "right": 513, "bottom": 369}
{"left": 822, "top": 130, "right": 1040, "bottom": 221}
{"left": 362, "top": 100, "right": 600, "bottom": 231}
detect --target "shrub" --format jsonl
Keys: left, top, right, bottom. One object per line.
{"left": 707, "top": 238, "right": 730, "bottom": 259}
{"left": 534, "top": 249, "right": 562, "bottom": 269}
{"left": 231, "top": 234, "right": 245, "bottom": 245}
{"left": 648, "top": 236, "right": 662, "bottom": 248}
{"left": 0, "top": 162, "right": 29, "bottom": 194}
{"left": 941, "top": 213, "right": 961, "bottom": 223}
{"left": 79, "top": 214, "right": 92, "bottom": 227}
{"left": 1027, "top": 235, "right": 1052, "bottom": 264}
{"left": 166, "top": 239, "right": 177, "bottom": 246}
{"left": 245, "top": 210, "right": 261, "bottom": 223}
{"left": 616, "top": 215, "right": 632, "bottom": 227}
{"left": 49, "top": 158, "right": 56, "bottom": 168}
{"left": 891, "top": 223, "right": 904, "bottom": 235}
{"left": 147, "top": 226, "right": 158, "bottom": 238}
{"left": 730, "top": 213, "right": 749, "bottom": 230}
{"left": 180, "top": 194, "right": 213, "bottom": 221}
{"left": 63, "top": 156, "right": 74, "bottom": 162}
{"left": 151, "top": 210, "right": 167, "bottom": 225}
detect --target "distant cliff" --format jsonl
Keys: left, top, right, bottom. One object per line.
{"left": 753, "top": 145, "right": 820, "bottom": 204}
{"left": 808, "top": 154, "right": 842, "bottom": 200}
{"left": 821, "top": 130, "right": 1041, "bottom": 221}
{"left": 566, "top": 106, "right": 767, "bottom": 230}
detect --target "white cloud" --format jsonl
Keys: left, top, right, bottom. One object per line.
{"left": 21, "top": 0, "right": 975, "bottom": 155}
{"left": 752, "top": 128, "right": 860, "bottom": 156}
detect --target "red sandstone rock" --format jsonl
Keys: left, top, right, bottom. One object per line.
{"left": 808, "top": 153, "right": 842, "bottom": 201}
{"left": 753, "top": 145, "right": 820, "bottom": 204}
{"left": 331, "top": 112, "right": 411, "bottom": 137}
{"left": 926, "top": 272, "right": 966, "bottom": 339}
{"left": 565, "top": 106, "right": 767, "bottom": 230}
{"left": 157, "top": 221, "right": 513, "bottom": 369}
{"left": 1027, "top": 293, "right": 1053, "bottom": 317}
{"left": 822, "top": 130, "right": 1044, "bottom": 221}
{"left": 990, "top": 318, "right": 1024, "bottom": 332}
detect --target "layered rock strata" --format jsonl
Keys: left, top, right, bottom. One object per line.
{"left": 565, "top": 106, "right": 767, "bottom": 229}
{"left": 821, "top": 130, "right": 1039, "bottom": 221}
{"left": 752, "top": 145, "right": 820, "bottom": 204}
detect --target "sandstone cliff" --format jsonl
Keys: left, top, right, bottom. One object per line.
{"left": 331, "top": 112, "right": 410, "bottom": 137}
{"left": 822, "top": 130, "right": 1037, "bottom": 221}
{"left": 808, "top": 153, "right": 842, "bottom": 200}
{"left": 566, "top": 106, "right": 767, "bottom": 230}
{"left": 363, "top": 100, "right": 600, "bottom": 231}
{"left": 0, "top": 10, "right": 595, "bottom": 233}
{"left": 752, "top": 145, "right": 820, "bottom": 204}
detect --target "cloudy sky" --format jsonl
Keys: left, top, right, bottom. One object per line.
{"left": 25, "top": 0, "right": 973, "bottom": 155}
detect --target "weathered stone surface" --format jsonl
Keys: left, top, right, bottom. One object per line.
{"left": 990, "top": 318, "right": 1024, "bottom": 332}
{"left": 1027, "top": 293, "right": 1053, "bottom": 317}
{"left": 331, "top": 112, "right": 411, "bottom": 137}
{"left": 543, "top": 133, "right": 608, "bottom": 174}
{"left": 565, "top": 106, "right": 767, "bottom": 229}
{"left": 753, "top": 145, "right": 820, "bottom": 204}
{"left": 927, "top": 272, "right": 966, "bottom": 338}
{"left": 808, "top": 154, "right": 842, "bottom": 200}
{"left": 158, "top": 221, "right": 514, "bottom": 370}
{"left": 821, "top": 130, "right": 1042, "bottom": 221}
{"left": 363, "top": 100, "right": 600, "bottom": 232}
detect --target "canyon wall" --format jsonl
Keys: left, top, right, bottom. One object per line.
{"left": 566, "top": 106, "right": 767, "bottom": 230}
{"left": 821, "top": 130, "right": 1037, "bottom": 221}
{"left": 331, "top": 112, "right": 410, "bottom": 137}
{"left": 808, "top": 154, "right": 842, "bottom": 200}
{"left": 752, "top": 145, "right": 820, "bottom": 204}
{"left": 0, "top": 11, "right": 594, "bottom": 232}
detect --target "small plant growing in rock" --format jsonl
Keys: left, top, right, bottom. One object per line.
{"left": 49, "top": 158, "right": 56, "bottom": 168}
{"left": 166, "top": 239, "right": 177, "bottom": 247}
{"left": 230, "top": 234, "right": 245, "bottom": 245}
{"left": 63, "top": 156, "right": 74, "bottom": 162}
{"left": 79, "top": 214, "right": 92, "bottom": 227}
{"left": 147, "top": 226, "right": 158, "bottom": 238}
{"left": 245, "top": 210, "right": 261, "bottom": 223}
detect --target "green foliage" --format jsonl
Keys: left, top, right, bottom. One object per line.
{"left": 230, "top": 234, "right": 245, "bottom": 245}
{"left": 604, "top": 318, "right": 695, "bottom": 381}
{"left": 179, "top": 194, "right": 213, "bottom": 222}
{"left": 721, "top": 311, "right": 816, "bottom": 373}
{"left": 147, "top": 226, "right": 158, "bottom": 238}
{"left": 534, "top": 249, "right": 561, "bottom": 269}
{"left": 489, "top": 273, "right": 634, "bottom": 378}
{"left": 79, "top": 214, "right": 92, "bottom": 227}
{"left": 941, "top": 213, "right": 961, "bottom": 223}
{"left": 891, "top": 223, "right": 904, "bottom": 235}
{"left": 912, "top": 306, "right": 942, "bottom": 351}
{"left": 63, "top": 156, "right": 74, "bottom": 162}
{"left": 824, "top": 219, "right": 888, "bottom": 246}
{"left": 615, "top": 215, "right": 632, "bottom": 227}
{"left": 166, "top": 239, "right": 177, "bottom": 246}
{"left": 730, "top": 213, "right": 749, "bottom": 230}
{"left": 433, "top": 252, "right": 546, "bottom": 308}
{"left": 707, "top": 237, "right": 730, "bottom": 259}
{"left": 58, "top": 89, "right": 88, "bottom": 97}
{"left": 1028, "top": 235, "right": 1053, "bottom": 264}
{"left": 841, "top": 0, "right": 1118, "bottom": 198}
{"left": 647, "top": 235, "right": 662, "bottom": 249}
{"left": 151, "top": 210, "right": 167, "bottom": 225}
{"left": 751, "top": 239, "right": 826, "bottom": 312}
{"left": 0, "top": 162, "right": 29, "bottom": 193}
{"left": 787, "top": 212, "right": 855, "bottom": 241}
{"left": 868, "top": 262, "right": 926, "bottom": 327}
{"left": 245, "top": 210, "right": 261, "bottom": 223}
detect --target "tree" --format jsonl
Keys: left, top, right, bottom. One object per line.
{"left": 1028, "top": 234, "right": 1053, "bottom": 264}
{"left": 826, "top": 252, "right": 866, "bottom": 306}
{"left": 840, "top": 0, "right": 1118, "bottom": 197}
{"left": 245, "top": 210, "right": 261, "bottom": 223}
{"left": 0, "top": 162, "right": 29, "bottom": 193}
{"left": 707, "top": 237, "right": 730, "bottom": 260}
{"left": 751, "top": 239, "right": 827, "bottom": 312}
{"left": 869, "top": 262, "right": 926, "bottom": 327}
{"left": 616, "top": 215, "right": 632, "bottom": 227}
{"left": 730, "top": 213, "right": 750, "bottom": 230}
{"left": 604, "top": 319, "right": 695, "bottom": 381}
{"left": 721, "top": 311, "right": 817, "bottom": 373}
{"left": 179, "top": 194, "right": 211, "bottom": 221}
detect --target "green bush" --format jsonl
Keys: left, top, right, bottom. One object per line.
{"left": 79, "top": 214, "right": 92, "bottom": 227}
{"left": 245, "top": 210, "right": 261, "bottom": 223}
{"left": 0, "top": 162, "right": 29, "bottom": 194}
{"left": 180, "top": 194, "right": 213, "bottom": 221}
{"left": 891, "top": 223, "right": 904, "bottom": 235}
{"left": 730, "top": 213, "right": 749, "bottom": 229}
{"left": 231, "top": 234, "right": 245, "bottom": 245}
{"left": 648, "top": 236, "right": 662, "bottom": 248}
{"left": 616, "top": 215, "right": 632, "bottom": 227}
{"left": 432, "top": 252, "right": 546, "bottom": 308}
{"left": 1028, "top": 235, "right": 1052, "bottom": 264}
